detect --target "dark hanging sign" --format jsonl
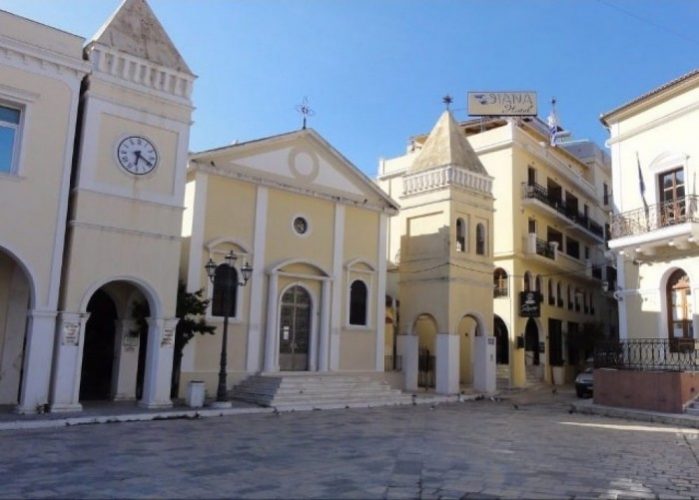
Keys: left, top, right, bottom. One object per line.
{"left": 519, "top": 291, "right": 542, "bottom": 317}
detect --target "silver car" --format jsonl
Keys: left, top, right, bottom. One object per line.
{"left": 575, "top": 368, "right": 593, "bottom": 398}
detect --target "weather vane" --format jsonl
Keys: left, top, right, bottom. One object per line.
{"left": 442, "top": 94, "right": 453, "bottom": 110}
{"left": 295, "top": 97, "right": 315, "bottom": 130}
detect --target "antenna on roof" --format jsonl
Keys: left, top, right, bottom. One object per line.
{"left": 295, "top": 97, "right": 315, "bottom": 130}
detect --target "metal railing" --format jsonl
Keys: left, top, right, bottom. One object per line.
{"left": 595, "top": 338, "right": 699, "bottom": 372}
{"left": 494, "top": 287, "right": 508, "bottom": 298}
{"left": 384, "top": 355, "right": 402, "bottom": 372}
{"left": 523, "top": 182, "right": 605, "bottom": 239}
{"left": 611, "top": 196, "right": 699, "bottom": 239}
{"left": 535, "top": 238, "right": 555, "bottom": 259}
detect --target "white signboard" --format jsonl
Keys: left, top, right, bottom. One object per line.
{"left": 468, "top": 91, "right": 537, "bottom": 117}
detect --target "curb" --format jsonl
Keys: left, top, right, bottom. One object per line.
{"left": 573, "top": 400, "right": 699, "bottom": 429}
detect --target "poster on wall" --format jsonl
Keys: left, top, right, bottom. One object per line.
{"left": 519, "top": 291, "right": 541, "bottom": 317}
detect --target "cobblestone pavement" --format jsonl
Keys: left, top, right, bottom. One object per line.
{"left": 2, "top": 388, "right": 699, "bottom": 499}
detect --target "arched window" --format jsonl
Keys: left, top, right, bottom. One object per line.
{"left": 212, "top": 264, "right": 238, "bottom": 317}
{"left": 349, "top": 280, "right": 368, "bottom": 326}
{"left": 548, "top": 279, "right": 555, "bottom": 305}
{"left": 523, "top": 271, "right": 531, "bottom": 292}
{"left": 535, "top": 275, "right": 542, "bottom": 299}
{"left": 667, "top": 269, "right": 693, "bottom": 341}
{"left": 456, "top": 218, "right": 466, "bottom": 252}
{"left": 567, "top": 285, "right": 573, "bottom": 310}
{"left": 494, "top": 268, "right": 508, "bottom": 298}
{"left": 476, "top": 223, "right": 486, "bottom": 255}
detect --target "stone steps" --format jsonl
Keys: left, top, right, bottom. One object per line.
{"left": 232, "top": 373, "right": 413, "bottom": 409}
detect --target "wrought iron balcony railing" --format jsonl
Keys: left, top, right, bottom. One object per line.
{"left": 595, "top": 338, "right": 699, "bottom": 372}
{"left": 494, "top": 287, "right": 508, "bottom": 298}
{"left": 610, "top": 196, "right": 699, "bottom": 239}
{"left": 535, "top": 238, "right": 555, "bottom": 259}
{"left": 523, "top": 183, "right": 605, "bottom": 238}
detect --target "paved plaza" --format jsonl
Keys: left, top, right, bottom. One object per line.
{"left": 2, "top": 389, "right": 699, "bottom": 499}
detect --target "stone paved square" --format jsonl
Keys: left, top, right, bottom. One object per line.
{"left": 2, "top": 390, "right": 699, "bottom": 499}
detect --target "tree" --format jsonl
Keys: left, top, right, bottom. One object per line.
{"left": 170, "top": 282, "right": 215, "bottom": 398}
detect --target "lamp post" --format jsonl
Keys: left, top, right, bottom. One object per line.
{"left": 205, "top": 250, "right": 252, "bottom": 407}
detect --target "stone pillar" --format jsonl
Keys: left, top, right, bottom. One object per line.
{"left": 112, "top": 319, "right": 140, "bottom": 401}
{"left": 138, "top": 317, "right": 178, "bottom": 409}
{"left": 397, "top": 334, "right": 419, "bottom": 392}
{"left": 49, "top": 311, "right": 89, "bottom": 413}
{"left": 318, "top": 280, "right": 331, "bottom": 371}
{"left": 436, "top": 333, "right": 460, "bottom": 395}
{"left": 263, "top": 273, "right": 278, "bottom": 372}
{"left": 14, "top": 310, "right": 58, "bottom": 414}
{"left": 474, "top": 335, "right": 496, "bottom": 393}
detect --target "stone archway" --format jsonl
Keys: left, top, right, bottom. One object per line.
{"left": 0, "top": 248, "right": 32, "bottom": 405}
{"left": 458, "top": 315, "right": 479, "bottom": 385}
{"left": 78, "top": 280, "right": 154, "bottom": 403}
{"left": 494, "top": 315, "right": 509, "bottom": 365}
{"left": 413, "top": 314, "right": 437, "bottom": 388}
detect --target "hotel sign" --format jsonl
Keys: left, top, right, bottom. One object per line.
{"left": 468, "top": 91, "right": 537, "bottom": 117}
{"left": 519, "top": 291, "right": 542, "bottom": 317}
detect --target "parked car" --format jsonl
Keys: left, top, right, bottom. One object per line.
{"left": 575, "top": 367, "right": 593, "bottom": 398}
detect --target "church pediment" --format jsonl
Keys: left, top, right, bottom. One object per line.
{"left": 191, "top": 130, "right": 398, "bottom": 213}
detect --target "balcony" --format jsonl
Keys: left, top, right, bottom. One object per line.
{"left": 522, "top": 183, "right": 605, "bottom": 242}
{"left": 609, "top": 196, "right": 699, "bottom": 253}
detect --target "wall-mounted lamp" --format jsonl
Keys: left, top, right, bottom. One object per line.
{"left": 602, "top": 280, "right": 623, "bottom": 301}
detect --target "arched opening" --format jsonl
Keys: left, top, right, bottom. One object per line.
{"left": 548, "top": 279, "right": 555, "bottom": 305}
{"left": 523, "top": 271, "right": 531, "bottom": 292}
{"left": 384, "top": 295, "right": 398, "bottom": 371}
{"left": 476, "top": 223, "right": 486, "bottom": 255}
{"left": 414, "top": 314, "right": 437, "bottom": 388}
{"left": 456, "top": 218, "right": 466, "bottom": 252}
{"left": 0, "top": 248, "right": 32, "bottom": 405}
{"left": 535, "top": 275, "right": 542, "bottom": 296}
{"left": 667, "top": 269, "right": 693, "bottom": 345}
{"left": 458, "top": 315, "right": 480, "bottom": 385}
{"left": 279, "top": 285, "right": 312, "bottom": 371}
{"left": 80, "top": 290, "right": 118, "bottom": 400}
{"left": 494, "top": 268, "right": 508, "bottom": 298}
{"left": 524, "top": 318, "right": 540, "bottom": 367}
{"left": 349, "top": 280, "right": 368, "bottom": 326}
{"left": 79, "top": 281, "right": 152, "bottom": 402}
{"left": 494, "top": 315, "right": 509, "bottom": 365}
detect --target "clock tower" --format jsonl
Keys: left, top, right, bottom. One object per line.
{"left": 51, "top": 0, "right": 195, "bottom": 411}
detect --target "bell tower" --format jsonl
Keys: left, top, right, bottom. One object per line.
{"left": 51, "top": 0, "right": 195, "bottom": 411}
{"left": 397, "top": 109, "right": 496, "bottom": 394}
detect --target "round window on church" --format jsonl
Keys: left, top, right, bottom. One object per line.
{"left": 293, "top": 216, "right": 308, "bottom": 235}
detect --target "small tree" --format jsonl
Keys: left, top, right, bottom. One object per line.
{"left": 171, "top": 282, "right": 215, "bottom": 398}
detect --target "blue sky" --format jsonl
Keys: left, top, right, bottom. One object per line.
{"left": 2, "top": 0, "right": 697, "bottom": 176}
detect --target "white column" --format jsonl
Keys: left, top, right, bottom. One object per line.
{"left": 330, "top": 205, "right": 345, "bottom": 370}
{"left": 473, "top": 335, "right": 496, "bottom": 393}
{"left": 49, "top": 311, "right": 89, "bottom": 413}
{"left": 112, "top": 319, "right": 140, "bottom": 401}
{"left": 263, "top": 273, "right": 279, "bottom": 372}
{"left": 186, "top": 172, "right": 208, "bottom": 292}
{"left": 15, "top": 310, "right": 58, "bottom": 414}
{"left": 397, "top": 334, "right": 419, "bottom": 392}
{"left": 375, "top": 213, "right": 388, "bottom": 371}
{"left": 318, "top": 280, "right": 331, "bottom": 371}
{"left": 436, "top": 333, "right": 460, "bottom": 395}
{"left": 616, "top": 253, "right": 628, "bottom": 340}
{"left": 246, "top": 186, "right": 268, "bottom": 372}
{"left": 138, "top": 317, "right": 178, "bottom": 409}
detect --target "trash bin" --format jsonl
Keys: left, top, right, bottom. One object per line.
{"left": 186, "top": 380, "right": 206, "bottom": 408}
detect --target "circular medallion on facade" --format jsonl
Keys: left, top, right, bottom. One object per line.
{"left": 288, "top": 147, "right": 319, "bottom": 183}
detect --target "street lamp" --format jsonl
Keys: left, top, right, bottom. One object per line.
{"left": 205, "top": 250, "right": 252, "bottom": 407}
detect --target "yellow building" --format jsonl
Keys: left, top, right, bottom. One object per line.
{"left": 602, "top": 69, "right": 699, "bottom": 343}
{"left": 180, "top": 129, "right": 399, "bottom": 399}
{"left": 0, "top": 0, "right": 195, "bottom": 413}
{"left": 379, "top": 110, "right": 616, "bottom": 389}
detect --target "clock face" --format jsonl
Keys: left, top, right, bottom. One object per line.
{"left": 116, "top": 136, "right": 158, "bottom": 175}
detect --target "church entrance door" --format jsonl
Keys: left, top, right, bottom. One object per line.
{"left": 279, "top": 285, "right": 311, "bottom": 371}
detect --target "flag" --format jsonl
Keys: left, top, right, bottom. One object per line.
{"left": 637, "top": 152, "right": 650, "bottom": 228}
{"left": 547, "top": 107, "right": 558, "bottom": 147}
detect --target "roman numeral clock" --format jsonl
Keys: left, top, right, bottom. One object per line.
{"left": 116, "top": 136, "right": 158, "bottom": 175}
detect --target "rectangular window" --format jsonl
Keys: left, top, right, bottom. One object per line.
{"left": 528, "top": 218, "right": 536, "bottom": 234}
{"left": 0, "top": 104, "right": 21, "bottom": 174}
{"left": 527, "top": 167, "right": 536, "bottom": 187}
{"left": 566, "top": 237, "right": 580, "bottom": 259}
{"left": 548, "top": 319, "right": 563, "bottom": 366}
{"left": 603, "top": 183, "right": 609, "bottom": 206}
{"left": 658, "top": 168, "right": 686, "bottom": 225}
{"left": 547, "top": 227, "right": 563, "bottom": 248}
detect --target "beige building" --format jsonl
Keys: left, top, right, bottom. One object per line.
{"left": 379, "top": 110, "right": 616, "bottom": 389}
{"left": 0, "top": 0, "right": 195, "bottom": 413}
{"left": 180, "top": 129, "right": 399, "bottom": 396}
{"left": 602, "top": 69, "right": 699, "bottom": 343}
